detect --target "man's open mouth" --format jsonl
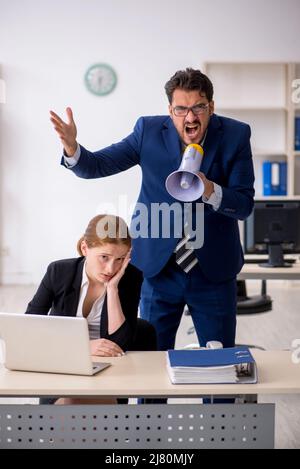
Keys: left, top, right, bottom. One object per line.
{"left": 185, "top": 123, "right": 200, "bottom": 137}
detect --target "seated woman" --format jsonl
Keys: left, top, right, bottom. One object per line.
{"left": 26, "top": 214, "right": 157, "bottom": 404}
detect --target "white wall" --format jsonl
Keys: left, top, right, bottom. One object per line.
{"left": 0, "top": 0, "right": 300, "bottom": 284}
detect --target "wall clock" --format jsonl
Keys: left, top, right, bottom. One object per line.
{"left": 84, "top": 63, "right": 117, "bottom": 96}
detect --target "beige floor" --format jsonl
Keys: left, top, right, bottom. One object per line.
{"left": 0, "top": 280, "right": 300, "bottom": 449}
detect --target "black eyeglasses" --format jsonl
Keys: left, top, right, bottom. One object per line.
{"left": 172, "top": 103, "right": 209, "bottom": 117}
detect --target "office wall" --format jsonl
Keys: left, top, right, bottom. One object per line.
{"left": 0, "top": 0, "right": 300, "bottom": 284}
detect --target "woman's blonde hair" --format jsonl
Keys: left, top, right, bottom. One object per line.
{"left": 77, "top": 214, "right": 131, "bottom": 256}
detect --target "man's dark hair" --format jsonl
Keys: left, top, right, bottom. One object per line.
{"left": 164, "top": 68, "right": 214, "bottom": 104}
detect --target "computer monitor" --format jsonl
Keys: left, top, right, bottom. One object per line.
{"left": 244, "top": 199, "right": 300, "bottom": 268}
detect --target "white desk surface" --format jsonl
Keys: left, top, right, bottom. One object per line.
{"left": 0, "top": 351, "right": 299, "bottom": 398}
{"left": 239, "top": 262, "right": 300, "bottom": 280}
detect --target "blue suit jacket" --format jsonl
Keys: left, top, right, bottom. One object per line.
{"left": 62, "top": 114, "right": 255, "bottom": 282}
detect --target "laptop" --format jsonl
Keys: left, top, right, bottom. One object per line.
{"left": 0, "top": 312, "right": 111, "bottom": 376}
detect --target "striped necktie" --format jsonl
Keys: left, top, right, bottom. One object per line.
{"left": 174, "top": 133, "right": 207, "bottom": 273}
{"left": 175, "top": 224, "right": 198, "bottom": 273}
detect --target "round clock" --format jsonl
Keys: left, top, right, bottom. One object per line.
{"left": 84, "top": 63, "right": 117, "bottom": 96}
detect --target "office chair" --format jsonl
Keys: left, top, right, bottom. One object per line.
{"left": 236, "top": 279, "right": 272, "bottom": 316}
{"left": 130, "top": 318, "right": 157, "bottom": 351}
{"left": 235, "top": 279, "right": 272, "bottom": 350}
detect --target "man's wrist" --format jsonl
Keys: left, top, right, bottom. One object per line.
{"left": 202, "top": 182, "right": 222, "bottom": 211}
{"left": 204, "top": 180, "right": 215, "bottom": 198}
{"left": 64, "top": 143, "right": 78, "bottom": 157}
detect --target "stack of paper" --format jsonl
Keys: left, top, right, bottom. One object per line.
{"left": 166, "top": 346, "right": 257, "bottom": 384}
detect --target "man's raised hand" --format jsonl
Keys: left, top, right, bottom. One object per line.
{"left": 50, "top": 107, "right": 78, "bottom": 157}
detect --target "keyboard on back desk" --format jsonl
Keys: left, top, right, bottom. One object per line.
{"left": 244, "top": 257, "right": 297, "bottom": 264}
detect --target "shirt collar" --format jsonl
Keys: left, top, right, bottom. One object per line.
{"left": 81, "top": 260, "right": 89, "bottom": 288}
{"left": 201, "top": 129, "right": 208, "bottom": 147}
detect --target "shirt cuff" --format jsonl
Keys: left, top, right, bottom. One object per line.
{"left": 202, "top": 182, "right": 222, "bottom": 211}
{"left": 63, "top": 144, "right": 81, "bottom": 168}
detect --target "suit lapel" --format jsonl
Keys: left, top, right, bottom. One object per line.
{"left": 200, "top": 114, "right": 223, "bottom": 175}
{"left": 62, "top": 259, "right": 85, "bottom": 316}
{"left": 100, "top": 295, "right": 108, "bottom": 337}
{"left": 162, "top": 118, "right": 182, "bottom": 170}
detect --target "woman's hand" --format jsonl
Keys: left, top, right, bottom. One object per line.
{"left": 106, "top": 249, "right": 131, "bottom": 291}
{"left": 50, "top": 107, "right": 78, "bottom": 156}
{"left": 90, "top": 338, "right": 124, "bottom": 357}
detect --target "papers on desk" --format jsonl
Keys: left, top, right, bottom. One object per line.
{"left": 166, "top": 346, "right": 258, "bottom": 384}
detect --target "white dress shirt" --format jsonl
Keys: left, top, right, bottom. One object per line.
{"left": 76, "top": 261, "right": 106, "bottom": 340}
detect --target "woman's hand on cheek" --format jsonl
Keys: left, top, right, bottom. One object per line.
{"left": 106, "top": 250, "right": 131, "bottom": 290}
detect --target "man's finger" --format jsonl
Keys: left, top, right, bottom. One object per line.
{"left": 51, "top": 119, "right": 62, "bottom": 130}
{"left": 66, "top": 107, "right": 74, "bottom": 125}
{"left": 50, "top": 110, "right": 65, "bottom": 125}
{"left": 53, "top": 124, "right": 64, "bottom": 134}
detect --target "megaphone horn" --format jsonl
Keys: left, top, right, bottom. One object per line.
{"left": 165, "top": 143, "right": 204, "bottom": 202}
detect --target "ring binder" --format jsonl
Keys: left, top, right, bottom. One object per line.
{"left": 166, "top": 346, "right": 258, "bottom": 384}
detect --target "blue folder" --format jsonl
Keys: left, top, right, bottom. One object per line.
{"left": 167, "top": 346, "right": 255, "bottom": 368}
{"left": 166, "top": 346, "right": 258, "bottom": 384}
{"left": 263, "top": 161, "right": 287, "bottom": 196}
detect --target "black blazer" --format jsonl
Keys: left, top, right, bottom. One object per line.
{"left": 25, "top": 257, "right": 143, "bottom": 351}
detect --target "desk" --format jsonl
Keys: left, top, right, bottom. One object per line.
{"left": 0, "top": 350, "right": 299, "bottom": 398}
{"left": 239, "top": 263, "right": 300, "bottom": 280}
{"left": 0, "top": 351, "right": 299, "bottom": 449}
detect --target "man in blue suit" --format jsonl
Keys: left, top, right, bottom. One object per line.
{"left": 50, "top": 68, "right": 255, "bottom": 351}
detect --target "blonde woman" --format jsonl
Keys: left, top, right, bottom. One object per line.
{"left": 26, "top": 214, "right": 156, "bottom": 404}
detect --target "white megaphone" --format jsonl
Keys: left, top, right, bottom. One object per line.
{"left": 165, "top": 143, "right": 204, "bottom": 202}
